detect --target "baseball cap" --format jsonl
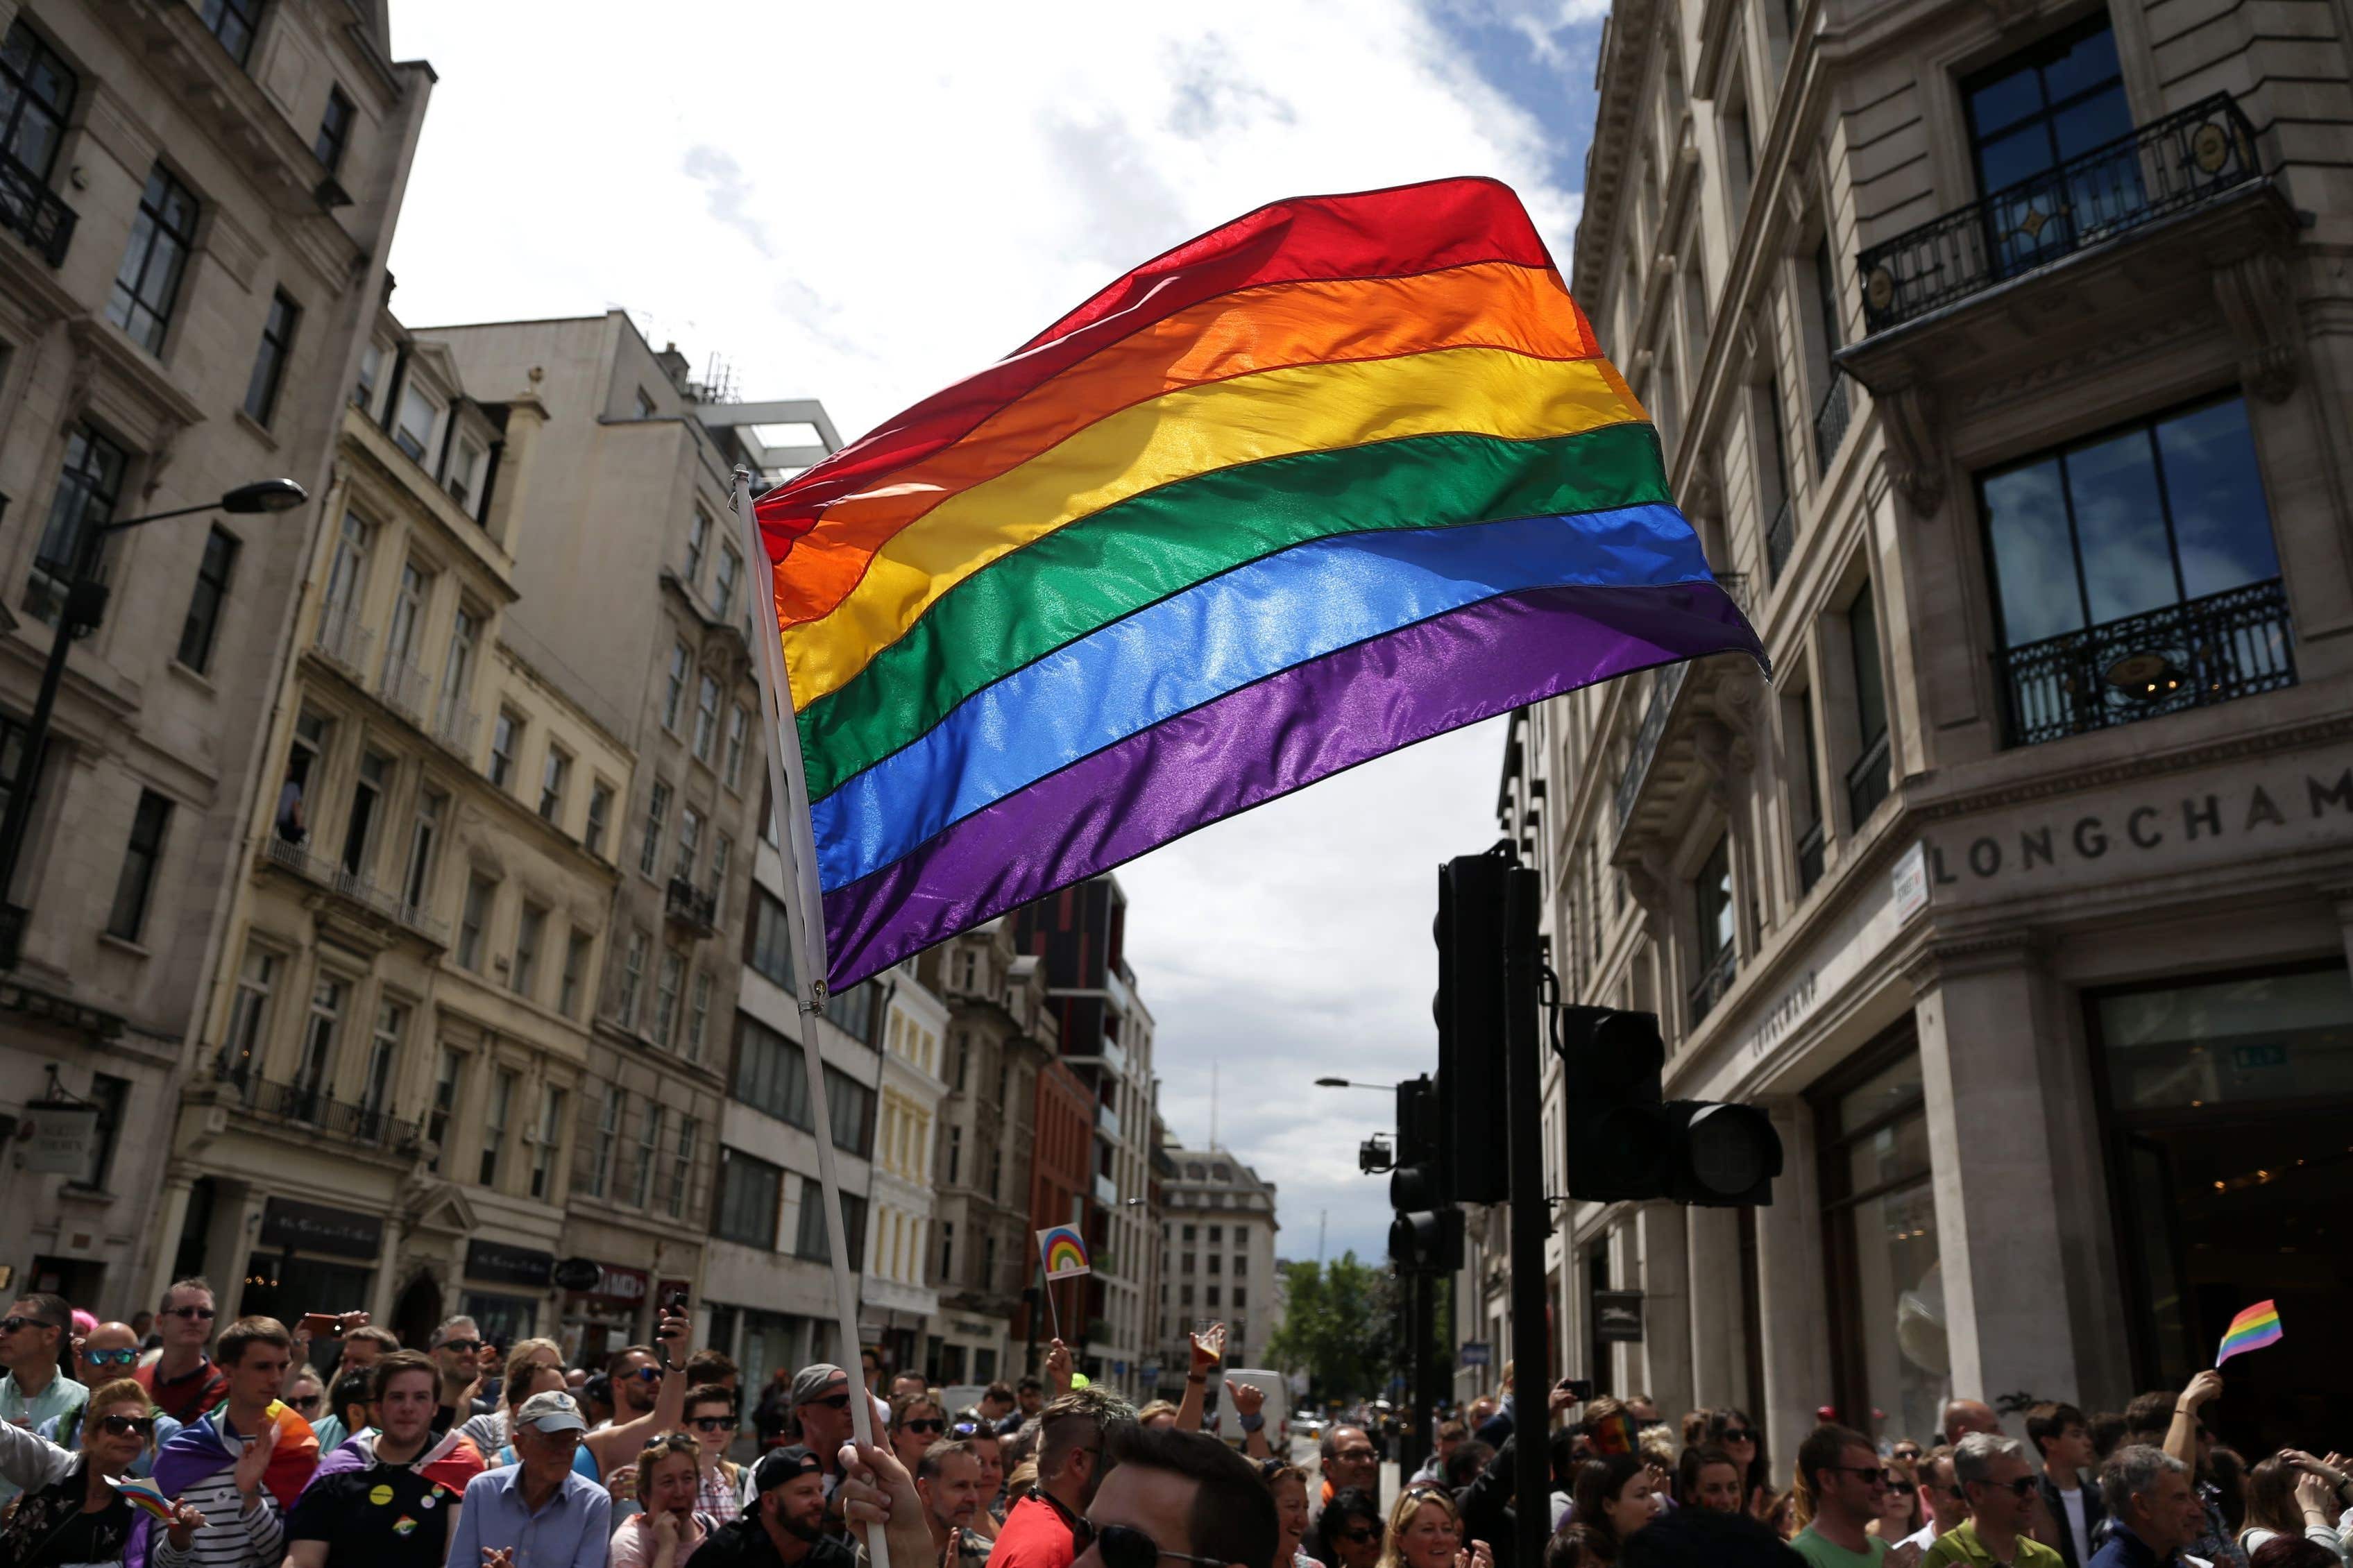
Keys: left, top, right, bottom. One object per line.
{"left": 792, "top": 1364, "right": 848, "bottom": 1405}
{"left": 516, "top": 1390, "right": 588, "bottom": 1434}
{"left": 754, "top": 1445, "right": 825, "bottom": 1492}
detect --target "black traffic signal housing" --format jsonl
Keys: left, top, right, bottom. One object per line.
{"left": 1558, "top": 1006, "right": 1784, "bottom": 1206}
{"left": 1388, "top": 1075, "right": 1463, "bottom": 1272}
{"left": 1433, "top": 854, "right": 1511, "bottom": 1205}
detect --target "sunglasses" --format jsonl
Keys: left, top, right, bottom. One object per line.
{"left": 1335, "top": 1448, "right": 1377, "bottom": 1463}
{"left": 808, "top": 1393, "right": 852, "bottom": 1410}
{"left": 1719, "top": 1429, "right": 1756, "bottom": 1443}
{"left": 165, "top": 1306, "right": 216, "bottom": 1322}
{"left": 901, "top": 1418, "right": 946, "bottom": 1435}
{"left": 951, "top": 1422, "right": 983, "bottom": 1438}
{"left": 0, "top": 1317, "right": 56, "bottom": 1334}
{"left": 83, "top": 1349, "right": 137, "bottom": 1368}
{"left": 1987, "top": 1476, "right": 2038, "bottom": 1499}
{"left": 1336, "top": 1529, "right": 1379, "bottom": 1547}
{"left": 1828, "top": 1466, "right": 1888, "bottom": 1487}
{"left": 1883, "top": 1476, "right": 1917, "bottom": 1494}
{"left": 1078, "top": 1521, "right": 1232, "bottom": 1568}
{"left": 437, "top": 1339, "right": 483, "bottom": 1355}
{"left": 624, "top": 1367, "right": 663, "bottom": 1383}
{"left": 691, "top": 1417, "right": 735, "bottom": 1431}
{"left": 97, "top": 1414, "right": 157, "bottom": 1438}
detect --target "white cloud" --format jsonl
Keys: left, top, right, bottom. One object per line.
{"left": 387, "top": 0, "right": 1572, "bottom": 1266}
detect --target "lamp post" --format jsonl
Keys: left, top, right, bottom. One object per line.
{"left": 1314, "top": 1077, "right": 1393, "bottom": 1092}
{"left": 0, "top": 478, "right": 308, "bottom": 967}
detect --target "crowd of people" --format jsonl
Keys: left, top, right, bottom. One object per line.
{"left": 1305, "top": 1370, "right": 2353, "bottom": 1568}
{"left": 0, "top": 1278, "right": 2341, "bottom": 1568}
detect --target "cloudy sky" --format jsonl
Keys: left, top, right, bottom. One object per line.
{"left": 386, "top": 0, "right": 1608, "bottom": 1267}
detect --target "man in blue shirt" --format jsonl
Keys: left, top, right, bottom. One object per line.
{"left": 448, "top": 1391, "right": 609, "bottom": 1568}
{"left": 2089, "top": 1447, "right": 2205, "bottom": 1567}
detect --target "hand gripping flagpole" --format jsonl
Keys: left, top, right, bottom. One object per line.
{"left": 732, "top": 467, "right": 889, "bottom": 1568}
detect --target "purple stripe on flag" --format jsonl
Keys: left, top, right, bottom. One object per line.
{"left": 820, "top": 579, "right": 1761, "bottom": 987}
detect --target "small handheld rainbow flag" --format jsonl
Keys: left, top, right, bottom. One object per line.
{"left": 2216, "top": 1299, "right": 2282, "bottom": 1365}
{"left": 109, "top": 1474, "right": 176, "bottom": 1523}
{"left": 1037, "top": 1225, "right": 1091, "bottom": 1281}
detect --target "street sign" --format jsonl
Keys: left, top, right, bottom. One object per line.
{"left": 1594, "top": 1290, "right": 1645, "bottom": 1343}
{"left": 1892, "top": 842, "right": 1930, "bottom": 922}
{"left": 1459, "top": 1340, "right": 1491, "bottom": 1367}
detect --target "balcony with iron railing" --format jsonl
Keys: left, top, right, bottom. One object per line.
{"left": 0, "top": 150, "right": 74, "bottom": 266}
{"left": 1997, "top": 577, "right": 2295, "bottom": 748}
{"left": 380, "top": 656, "right": 431, "bottom": 724}
{"left": 1812, "top": 371, "right": 1852, "bottom": 474}
{"left": 433, "top": 698, "right": 478, "bottom": 759}
{"left": 313, "top": 604, "right": 373, "bottom": 679}
{"left": 1856, "top": 94, "right": 2262, "bottom": 336}
{"left": 210, "top": 1059, "right": 419, "bottom": 1153}
{"left": 262, "top": 832, "right": 448, "bottom": 942}
{"left": 1765, "top": 497, "right": 1795, "bottom": 584}
{"left": 1613, "top": 661, "right": 1689, "bottom": 835}
{"left": 665, "top": 875, "right": 718, "bottom": 935}
{"left": 1686, "top": 941, "right": 1737, "bottom": 1027}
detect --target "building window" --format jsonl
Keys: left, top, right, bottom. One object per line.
{"left": 668, "top": 1116, "right": 697, "bottom": 1219}
{"left": 488, "top": 709, "right": 523, "bottom": 789}
{"left": 393, "top": 382, "right": 439, "bottom": 463}
{"left": 749, "top": 890, "right": 796, "bottom": 990}
{"left": 1813, "top": 1032, "right": 1938, "bottom": 1447}
{"left": 318, "top": 510, "right": 371, "bottom": 651}
{"left": 105, "top": 789, "right": 173, "bottom": 941}
{"left": 653, "top": 948, "right": 683, "bottom": 1045}
{"left": 458, "top": 874, "right": 495, "bottom": 971}
{"left": 733, "top": 1016, "right": 812, "bottom": 1129}
{"left": 634, "top": 388, "right": 656, "bottom": 420}
{"left": 708, "top": 834, "right": 733, "bottom": 903}
{"left": 638, "top": 779, "right": 671, "bottom": 878}
{"left": 436, "top": 606, "right": 479, "bottom": 739}
{"left": 1963, "top": 15, "right": 2132, "bottom": 278}
{"left": 686, "top": 970, "right": 711, "bottom": 1062}
{"left": 293, "top": 976, "right": 345, "bottom": 1107}
{"left": 585, "top": 780, "right": 614, "bottom": 857}
{"left": 724, "top": 706, "right": 751, "bottom": 791}
{"left": 693, "top": 674, "right": 721, "bottom": 762}
{"left": 480, "top": 1068, "right": 516, "bottom": 1188}
{"left": 1979, "top": 394, "right": 2284, "bottom": 747}
{"left": 352, "top": 340, "right": 383, "bottom": 414}
{"left": 685, "top": 511, "right": 710, "bottom": 585}
{"left": 617, "top": 926, "right": 648, "bottom": 1028}
{"left": 361, "top": 1001, "right": 402, "bottom": 1122}
{"left": 1690, "top": 835, "right": 1735, "bottom": 1024}
{"left": 1845, "top": 581, "right": 1889, "bottom": 824}
{"left": 559, "top": 928, "right": 592, "bottom": 1019}
{"left": 314, "top": 85, "right": 354, "bottom": 174}
{"left": 675, "top": 805, "right": 703, "bottom": 883}
{"left": 30, "top": 425, "right": 127, "bottom": 604}
{"left": 513, "top": 903, "right": 547, "bottom": 999}
{"left": 402, "top": 789, "right": 445, "bottom": 914}
{"left": 1791, "top": 697, "right": 1825, "bottom": 894}
{"left": 530, "top": 1086, "right": 566, "bottom": 1201}
{"left": 426, "top": 1048, "right": 462, "bottom": 1173}
{"left": 716, "top": 1148, "right": 782, "bottom": 1246}
{"left": 107, "top": 164, "right": 196, "bottom": 353}
{"left": 663, "top": 642, "right": 690, "bottom": 731}
{"left": 174, "top": 527, "right": 239, "bottom": 674}
{"left": 220, "top": 946, "right": 278, "bottom": 1082}
{"left": 824, "top": 982, "right": 875, "bottom": 1044}
{"left": 339, "top": 750, "right": 389, "bottom": 879}
{"left": 538, "top": 745, "right": 570, "bottom": 823}
{"left": 794, "top": 1183, "right": 865, "bottom": 1263}
{"left": 242, "top": 291, "right": 299, "bottom": 427}
{"left": 198, "top": 0, "right": 260, "bottom": 65}
{"left": 586, "top": 1085, "right": 621, "bottom": 1199}
{"left": 826, "top": 1065, "right": 874, "bottom": 1156}
{"left": 946, "top": 1125, "right": 962, "bottom": 1183}
{"left": 0, "top": 24, "right": 78, "bottom": 187}
{"left": 80, "top": 1073, "right": 129, "bottom": 1189}
{"left": 633, "top": 1102, "right": 664, "bottom": 1208}
{"left": 382, "top": 560, "right": 429, "bottom": 694}
{"left": 713, "top": 547, "right": 740, "bottom": 620}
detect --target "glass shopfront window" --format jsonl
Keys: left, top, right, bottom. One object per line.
{"left": 1815, "top": 1032, "right": 1944, "bottom": 1445}
{"left": 2095, "top": 964, "right": 2353, "bottom": 1450}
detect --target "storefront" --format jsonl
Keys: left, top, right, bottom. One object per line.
{"left": 241, "top": 1198, "right": 384, "bottom": 1371}
{"left": 462, "top": 1238, "right": 554, "bottom": 1347}
{"left": 559, "top": 1261, "right": 649, "bottom": 1367}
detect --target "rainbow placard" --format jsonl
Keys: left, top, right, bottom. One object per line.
{"left": 1037, "top": 1225, "right": 1091, "bottom": 1281}
{"left": 2216, "top": 1299, "right": 2282, "bottom": 1365}
{"left": 110, "top": 1475, "right": 176, "bottom": 1523}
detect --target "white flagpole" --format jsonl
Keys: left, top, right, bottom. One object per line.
{"left": 731, "top": 467, "right": 889, "bottom": 1567}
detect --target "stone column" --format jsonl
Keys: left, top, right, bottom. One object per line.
{"left": 1635, "top": 1202, "right": 1693, "bottom": 1418}
{"left": 1912, "top": 935, "right": 2082, "bottom": 1408}
{"left": 1685, "top": 1204, "right": 1744, "bottom": 1410}
{"left": 1753, "top": 1098, "right": 1831, "bottom": 1464}
{"left": 144, "top": 1173, "right": 195, "bottom": 1313}
{"left": 371, "top": 1215, "right": 405, "bottom": 1323}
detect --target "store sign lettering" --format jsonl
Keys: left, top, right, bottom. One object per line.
{"left": 1927, "top": 768, "right": 2353, "bottom": 885}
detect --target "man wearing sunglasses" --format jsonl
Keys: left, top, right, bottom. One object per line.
{"left": 139, "top": 1279, "right": 230, "bottom": 1424}
{"left": 0, "top": 1292, "right": 85, "bottom": 1507}
{"left": 993, "top": 1387, "right": 1135, "bottom": 1568}
{"left": 697, "top": 1445, "right": 857, "bottom": 1568}
{"left": 1071, "top": 1424, "right": 1275, "bottom": 1568}
{"left": 1901, "top": 1448, "right": 1967, "bottom": 1556}
{"left": 688, "top": 1386, "right": 747, "bottom": 1523}
{"left": 429, "top": 1319, "right": 487, "bottom": 1433}
{"left": 1922, "top": 1435, "right": 2061, "bottom": 1568}
{"left": 1792, "top": 1424, "right": 1923, "bottom": 1568}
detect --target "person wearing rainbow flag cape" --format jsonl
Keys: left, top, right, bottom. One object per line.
{"left": 285, "top": 1349, "right": 488, "bottom": 1568}
{"left": 133, "top": 1316, "right": 321, "bottom": 1568}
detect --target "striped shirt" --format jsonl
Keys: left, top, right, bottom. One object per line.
{"left": 149, "top": 1445, "right": 286, "bottom": 1568}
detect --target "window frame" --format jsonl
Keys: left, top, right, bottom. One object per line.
{"left": 107, "top": 163, "right": 198, "bottom": 355}
{"left": 314, "top": 85, "right": 355, "bottom": 174}
{"left": 242, "top": 289, "right": 300, "bottom": 427}
{"left": 174, "top": 525, "right": 240, "bottom": 674}
{"left": 198, "top": 0, "right": 261, "bottom": 67}
{"left": 0, "top": 22, "right": 80, "bottom": 187}
{"left": 105, "top": 787, "right": 173, "bottom": 941}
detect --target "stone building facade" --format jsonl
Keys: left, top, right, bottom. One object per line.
{"left": 862, "top": 966, "right": 946, "bottom": 1378}
{"left": 0, "top": 0, "right": 428, "bottom": 1316}
{"left": 1478, "top": 0, "right": 2353, "bottom": 1456}
{"left": 1155, "top": 1145, "right": 1280, "bottom": 1396}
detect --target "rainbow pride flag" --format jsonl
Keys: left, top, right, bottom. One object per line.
{"left": 1038, "top": 1225, "right": 1091, "bottom": 1281}
{"left": 2216, "top": 1299, "right": 2282, "bottom": 1365}
{"left": 754, "top": 176, "right": 1765, "bottom": 988}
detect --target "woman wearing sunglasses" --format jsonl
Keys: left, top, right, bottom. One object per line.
{"left": 684, "top": 1386, "right": 745, "bottom": 1524}
{"left": 1318, "top": 1487, "right": 1386, "bottom": 1568}
{"left": 1706, "top": 1408, "right": 1783, "bottom": 1526}
{"left": 0, "top": 1377, "right": 201, "bottom": 1568}
{"left": 890, "top": 1394, "right": 949, "bottom": 1477}
{"left": 1870, "top": 1457, "right": 1925, "bottom": 1543}
{"left": 1378, "top": 1485, "right": 1493, "bottom": 1568}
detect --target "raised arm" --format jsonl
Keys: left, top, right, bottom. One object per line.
{"left": 1175, "top": 1325, "right": 1224, "bottom": 1435}
{"left": 2165, "top": 1370, "right": 2222, "bottom": 1469}
{"left": 0, "top": 1417, "right": 77, "bottom": 1492}
{"left": 1230, "top": 1381, "right": 1272, "bottom": 1460}
{"left": 586, "top": 1315, "right": 693, "bottom": 1474}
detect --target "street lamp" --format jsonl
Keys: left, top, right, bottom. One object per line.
{"left": 0, "top": 479, "right": 309, "bottom": 966}
{"left": 1315, "top": 1077, "right": 1392, "bottom": 1091}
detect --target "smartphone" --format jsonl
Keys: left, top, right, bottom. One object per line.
{"left": 1558, "top": 1377, "right": 1593, "bottom": 1401}
{"left": 297, "top": 1313, "right": 345, "bottom": 1339}
{"left": 661, "top": 1284, "right": 690, "bottom": 1316}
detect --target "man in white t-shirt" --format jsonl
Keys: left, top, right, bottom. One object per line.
{"left": 1903, "top": 1447, "right": 1970, "bottom": 1555}
{"left": 2028, "top": 1401, "right": 2107, "bottom": 1568}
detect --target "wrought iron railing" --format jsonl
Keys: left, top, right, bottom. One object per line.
{"left": 0, "top": 151, "right": 75, "bottom": 267}
{"left": 380, "top": 656, "right": 430, "bottom": 724}
{"left": 665, "top": 874, "right": 717, "bottom": 934}
{"left": 314, "top": 604, "right": 372, "bottom": 675}
{"left": 263, "top": 832, "right": 448, "bottom": 941}
{"left": 1857, "top": 94, "right": 2261, "bottom": 334}
{"left": 434, "top": 699, "right": 478, "bottom": 758}
{"left": 1846, "top": 729, "right": 1891, "bottom": 825}
{"left": 1687, "top": 942, "right": 1737, "bottom": 1026}
{"left": 1765, "top": 497, "right": 1794, "bottom": 584}
{"left": 1796, "top": 819, "right": 1826, "bottom": 895}
{"left": 1812, "top": 371, "right": 1852, "bottom": 473}
{"left": 212, "top": 1060, "right": 418, "bottom": 1150}
{"left": 1998, "top": 577, "right": 2295, "bottom": 748}
{"left": 1613, "top": 661, "right": 1688, "bottom": 835}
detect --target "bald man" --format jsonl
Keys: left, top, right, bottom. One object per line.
{"left": 38, "top": 1322, "right": 181, "bottom": 1476}
{"left": 1942, "top": 1399, "right": 1999, "bottom": 1446}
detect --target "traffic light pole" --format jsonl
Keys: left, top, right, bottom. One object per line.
{"left": 1503, "top": 864, "right": 1550, "bottom": 1568}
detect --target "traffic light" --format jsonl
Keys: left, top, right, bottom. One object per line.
{"left": 1388, "top": 1075, "right": 1463, "bottom": 1272}
{"left": 1433, "top": 854, "right": 1511, "bottom": 1204}
{"left": 1557, "top": 1007, "right": 1785, "bottom": 1205}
